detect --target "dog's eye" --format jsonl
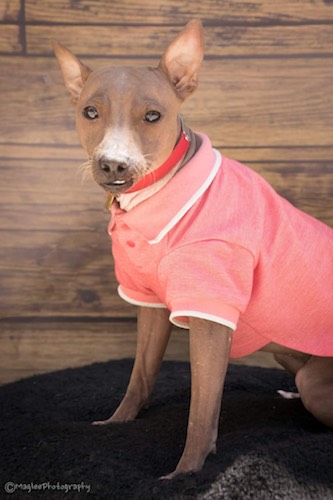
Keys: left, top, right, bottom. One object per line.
{"left": 83, "top": 106, "right": 99, "bottom": 120}
{"left": 144, "top": 110, "right": 161, "bottom": 123}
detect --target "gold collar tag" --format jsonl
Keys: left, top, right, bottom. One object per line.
{"left": 105, "top": 194, "right": 115, "bottom": 211}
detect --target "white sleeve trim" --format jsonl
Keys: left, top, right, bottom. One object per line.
{"left": 148, "top": 149, "right": 222, "bottom": 245}
{"left": 117, "top": 285, "right": 167, "bottom": 308}
{"left": 170, "top": 310, "right": 237, "bottom": 331}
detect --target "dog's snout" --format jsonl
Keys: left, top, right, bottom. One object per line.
{"left": 99, "top": 157, "right": 128, "bottom": 176}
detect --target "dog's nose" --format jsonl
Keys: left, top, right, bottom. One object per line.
{"left": 99, "top": 157, "right": 129, "bottom": 176}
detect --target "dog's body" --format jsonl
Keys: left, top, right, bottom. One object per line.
{"left": 54, "top": 20, "right": 333, "bottom": 479}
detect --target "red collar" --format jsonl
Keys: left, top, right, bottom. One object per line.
{"left": 124, "top": 129, "right": 190, "bottom": 193}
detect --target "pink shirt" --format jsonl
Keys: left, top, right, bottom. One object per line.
{"left": 108, "top": 134, "right": 333, "bottom": 358}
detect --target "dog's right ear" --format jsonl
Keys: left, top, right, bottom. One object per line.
{"left": 53, "top": 42, "right": 92, "bottom": 103}
{"left": 158, "top": 19, "right": 204, "bottom": 101}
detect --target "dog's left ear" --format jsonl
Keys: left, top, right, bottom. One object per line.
{"left": 53, "top": 42, "right": 92, "bottom": 103}
{"left": 158, "top": 19, "right": 204, "bottom": 100}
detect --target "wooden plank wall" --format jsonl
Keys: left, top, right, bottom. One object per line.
{"left": 0, "top": 0, "right": 332, "bottom": 383}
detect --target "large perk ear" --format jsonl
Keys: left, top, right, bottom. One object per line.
{"left": 158, "top": 19, "right": 204, "bottom": 100}
{"left": 53, "top": 42, "right": 92, "bottom": 103}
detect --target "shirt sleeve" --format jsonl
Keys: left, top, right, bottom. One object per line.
{"left": 158, "top": 240, "right": 255, "bottom": 329}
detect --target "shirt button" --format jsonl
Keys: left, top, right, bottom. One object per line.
{"left": 126, "top": 240, "right": 136, "bottom": 248}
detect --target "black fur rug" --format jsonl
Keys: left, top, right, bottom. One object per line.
{"left": 0, "top": 360, "right": 332, "bottom": 499}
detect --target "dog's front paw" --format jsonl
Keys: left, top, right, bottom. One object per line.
{"left": 92, "top": 412, "right": 135, "bottom": 425}
{"left": 159, "top": 458, "right": 209, "bottom": 480}
{"left": 92, "top": 410, "right": 136, "bottom": 426}
{"left": 92, "top": 394, "right": 145, "bottom": 426}
{"left": 92, "top": 417, "right": 115, "bottom": 426}
{"left": 159, "top": 443, "right": 216, "bottom": 480}
{"left": 159, "top": 463, "right": 201, "bottom": 481}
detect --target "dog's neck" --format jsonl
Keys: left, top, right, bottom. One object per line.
{"left": 117, "top": 120, "right": 200, "bottom": 211}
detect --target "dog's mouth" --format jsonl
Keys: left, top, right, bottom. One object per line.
{"left": 100, "top": 179, "right": 134, "bottom": 194}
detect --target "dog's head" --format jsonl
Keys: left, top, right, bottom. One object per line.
{"left": 53, "top": 20, "right": 204, "bottom": 194}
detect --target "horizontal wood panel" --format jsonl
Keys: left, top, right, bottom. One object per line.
{"left": 0, "top": 0, "right": 20, "bottom": 22}
{"left": 0, "top": 229, "right": 111, "bottom": 271}
{"left": 253, "top": 162, "right": 333, "bottom": 226}
{"left": 27, "top": 24, "right": 333, "bottom": 57}
{"left": 0, "top": 321, "right": 191, "bottom": 384}
{"left": 0, "top": 228, "right": 134, "bottom": 318}
{"left": 0, "top": 144, "right": 86, "bottom": 161}
{"left": 0, "top": 25, "right": 21, "bottom": 53}
{"left": 0, "top": 268, "right": 134, "bottom": 318}
{"left": 0, "top": 159, "right": 105, "bottom": 231}
{"left": 0, "top": 272, "right": 129, "bottom": 314}
{"left": 25, "top": 0, "right": 333, "bottom": 24}
{"left": 1, "top": 56, "right": 332, "bottom": 148}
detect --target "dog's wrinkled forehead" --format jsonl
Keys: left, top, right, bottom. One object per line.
{"left": 80, "top": 65, "right": 179, "bottom": 105}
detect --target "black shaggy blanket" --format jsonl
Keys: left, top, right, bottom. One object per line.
{"left": 0, "top": 360, "right": 332, "bottom": 499}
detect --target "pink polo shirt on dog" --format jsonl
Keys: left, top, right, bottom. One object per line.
{"left": 108, "top": 134, "right": 333, "bottom": 358}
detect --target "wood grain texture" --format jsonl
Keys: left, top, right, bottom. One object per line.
{"left": 0, "top": 227, "right": 134, "bottom": 318}
{"left": 253, "top": 162, "right": 333, "bottom": 226}
{"left": 0, "top": 0, "right": 20, "bottom": 22}
{"left": 1, "top": 57, "right": 332, "bottom": 148}
{"left": 0, "top": 321, "right": 190, "bottom": 384}
{"left": 0, "top": 159, "right": 104, "bottom": 231}
{"left": 27, "top": 24, "right": 333, "bottom": 57}
{"left": 0, "top": 25, "right": 21, "bottom": 52}
{"left": 25, "top": 0, "right": 333, "bottom": 24}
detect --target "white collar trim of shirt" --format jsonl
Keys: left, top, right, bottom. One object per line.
{"left": 148, "top": 149, "right": 222, "bottom": 245}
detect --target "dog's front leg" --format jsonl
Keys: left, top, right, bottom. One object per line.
{"left": 93, "top": 306, "right": 172, "bottom": 425}
{"left": 162, "top": 318, "right": 232, "bottom": 479}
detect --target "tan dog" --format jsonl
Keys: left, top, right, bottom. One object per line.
{"left": 54, "top": 20, "right": 333, "bottom": 479}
